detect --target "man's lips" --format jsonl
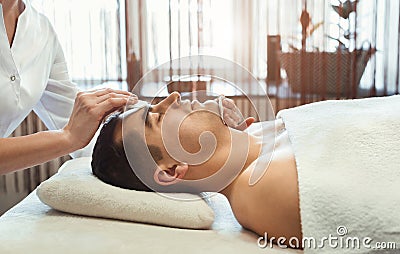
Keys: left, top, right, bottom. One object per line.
{"left": 190, "top": 100, "right": 200, "bottom": 110}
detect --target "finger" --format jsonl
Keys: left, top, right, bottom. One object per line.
{"left": 99, "top": 96, "right": 138, "bottom": 118}
{"left": 223, "top": 114, "right": 238, "bottom": 128}
{"left": 80, "top": 88, "right": 103, "bottom": 94}
{"left": 108, "top": 89, "right": 133, "bottom": 96}
{"left": 245, "top": 117, "right": 255, "bottom": 127}
{"left": 102, "top": 102, "right": 132, "bottom": 122}
{"left": 223, "top": 110, "right": 242, "bottom": 124}
{"left": 95, "top": 97, "right": 130, "bottom": 120}
{"left": 103, "top": 96, "right": 138, "bottom": 117}
{"left": 222, "top": 98, "right": 245, "bottom": 121}
{"left": 235, "top": 121, "right": 248, "bottom": 131}
{"left": 235, "top": 117, "right": 255, "bottom": 131}
{"left": 222, "top": 98, "right": 237, "bottom": 110}
{"left": 127, "top": 96, "right": 139, "bottom": 105}
{"left": 214, "top": 94, "right": 225, "bottom": 102}
{"left": 94, "top": 88, "right": 132, "bottom": 97}
{"left": 224, "top": 103, "right": 245, "bottom": 121}
{"left": 96, "top": 93, "right": 131, "bottom": 104}
{"left": 84, "top": 87, "right": 113, "bottom": 95}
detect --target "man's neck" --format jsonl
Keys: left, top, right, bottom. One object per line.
{"left": 219, "top": 129, "right": 261, "bottom": 198}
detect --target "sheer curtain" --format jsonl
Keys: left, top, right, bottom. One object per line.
{"left": 126, "top": 0, "right": 400, "bottom": 96}
{"left": 126, "top": 0, "right": 304, "bottom": 81}
{"left": 31, "top": 0, "right": 125, "bottom": 88}
{"left": 126, "top": 0, "right": 236, "bottom": 85}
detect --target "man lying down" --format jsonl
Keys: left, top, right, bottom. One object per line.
{"left": 91, "top": 92, "right": 302, "bottom": 246}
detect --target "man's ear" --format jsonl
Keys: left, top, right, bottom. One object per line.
{"left": 153, "top": 163, "right": 188, "bottom": 186}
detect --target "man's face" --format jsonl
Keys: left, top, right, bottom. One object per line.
{"left": 121, "top": 93, "right": 241, "bottom": 189}
{"left": 122, "top": 93, "right": 230, "bottom": 185}
{"left": 144, "top": 92, "right": 227, "bottom": 160}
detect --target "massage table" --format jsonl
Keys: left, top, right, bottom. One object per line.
{"left": 3, "top": 95, "right": 398, "bottom": 254}
{"left": 0, "top": 173, "right": 302, "bottom": 254}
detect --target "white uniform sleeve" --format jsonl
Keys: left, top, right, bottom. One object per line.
{"left": 33, "top": 38, "right": 96, "bottom": 158}
{"left": 33, "top": 38, "right": 77, "bottom": 131}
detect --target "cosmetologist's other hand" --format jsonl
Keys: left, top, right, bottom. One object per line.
{"left": 220, "top": 96, "right": 255, "bottom": 131}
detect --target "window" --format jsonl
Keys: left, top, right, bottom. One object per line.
{"left": 31, "top": 0, "right": 125, "bottom": 88}
{"left": 32, "top": 0, "right": 399, "bottom": 95}
{"left": 144, "top": 0, "right": 234, "bottom": 69}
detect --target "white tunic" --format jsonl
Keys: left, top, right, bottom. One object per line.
{"left": 0, "top": 0, "right": 77, "bottom": 138}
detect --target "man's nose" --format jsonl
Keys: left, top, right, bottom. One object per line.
{"left": 154, "top": 92, "right": 180, "bottom": 112}
{"left": 167, "top": 92, "right": 181, "bottom": 104}
{"left": 163, "top": 92, "right": 180, "bottom": 107}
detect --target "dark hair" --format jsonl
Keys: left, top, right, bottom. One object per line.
{"left": 91, "top": 114, "right": 154, "bottom": 191}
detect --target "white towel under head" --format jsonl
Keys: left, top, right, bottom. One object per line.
{"left": 37, "top": 157, "right": 215, "bottom": 229}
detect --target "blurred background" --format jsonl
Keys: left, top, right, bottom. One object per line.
{"left": 1, "top": 0, "right": 399, "bottom": 214}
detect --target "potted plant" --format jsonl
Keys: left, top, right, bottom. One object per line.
{"left": 279, "top": 0, "right": 375, "bottom": 96}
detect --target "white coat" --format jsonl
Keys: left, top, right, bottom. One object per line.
{"left": 0, "top": 0, "right": 77, "bottom": 138}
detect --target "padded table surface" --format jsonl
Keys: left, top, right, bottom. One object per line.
{"left": 0, "top": 189, "right": 302, "bottom": 254}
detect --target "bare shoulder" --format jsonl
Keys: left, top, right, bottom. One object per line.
{"left": 228, "top": 129, "right": 302, "bottom": 240}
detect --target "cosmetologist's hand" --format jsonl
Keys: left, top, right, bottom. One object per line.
{"left": 63, "top": 88, "right": 138, "bottom": 149}
{"left": 220, "top": 97, "right": 255, "bottom": 131}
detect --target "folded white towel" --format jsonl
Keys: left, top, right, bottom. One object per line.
{"left": 37, "top": 157, "right": 214, "bottom": 229}
{"left": 277, "top": 95, "right": 400, "bottom": 253}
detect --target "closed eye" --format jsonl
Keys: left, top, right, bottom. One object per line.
{"left": 144, "top": 110, "right": 152, "bottom": 128}
{"left": 157, "top": 113, "right": 164, "bottom": 123}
